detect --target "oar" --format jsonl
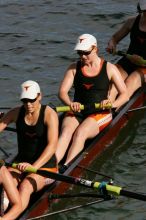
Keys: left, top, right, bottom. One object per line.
{"left": 2, "top": 161, "right": 146, "bottom": 201}
{"left": 54, "top": 103, "right": 112, "bottom": 112}
{"left": 114, "top": 50, "right": 146, "bottom": 66}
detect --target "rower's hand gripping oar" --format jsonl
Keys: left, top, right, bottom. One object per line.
{"left": 54, "top": 103, "right": 112, "bottom": 112}
{"left": 114, "top": 50, "right": 146, "bottom": 66}
{"left": 1, "top": 160, "right": 146, "bottom": 202}
{"left": 1, "top": 103, "right": 112, "bottom": 133}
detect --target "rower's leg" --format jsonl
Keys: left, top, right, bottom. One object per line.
{"left": 64, "top": 113, "right": 112, "bottom": 165}
{"left": 18, "top": 174, "right": 47, "bottom": 212}
{"left": 55, "top": 115, "right": 79, "bottom": 163}
{"left": 125, "top": 70, "right": 143, "bottom": 98}
{"left": 0, "top": 166, "right": 22, "bottom": 219}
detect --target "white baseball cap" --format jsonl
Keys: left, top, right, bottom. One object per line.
{"left": 74, "top": 34, "right": 97, "bottom": 51}
{"left": 139, "top": 0, "right": 146, "bottom": 10}
{"left": 20, "top": 80, "right": 40, "bottom": 100}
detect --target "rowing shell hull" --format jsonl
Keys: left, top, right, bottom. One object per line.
{"left": 17, "top": 86, "right": 146, "bottom": 219}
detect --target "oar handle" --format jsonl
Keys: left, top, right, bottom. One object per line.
{"left": 0, "top": 161, "right": 38, "bottom": 173}
{"left": 114, "top": 50, "right": 133, "bottom": 59}
{"left": 55, "top": 103, "right": 112, "bottom": 112}
{"left": 114, "top": 50, "right": 146, "bottom": 66}
{"left": 11, "top": 162, "right": 38, "bottom": 173}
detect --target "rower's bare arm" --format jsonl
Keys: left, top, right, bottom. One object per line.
{"left": 107, "top": 16, "right": 136, "bottom": 52}
{"left": 0, "top": 107, "right": 20, "bottom": 132}
{"left": 107, "top": 63, "right": 129, "bottom": 108}
{"left": 59, "top": 63, "right": 76, "bottom": 106}
{"left": 32, "top": 107, "right": 59, "bottom": 169}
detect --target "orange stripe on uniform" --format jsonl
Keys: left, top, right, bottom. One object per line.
{"left": 40, "top": 167, "right": 58, "bottom": 173}
{"left": 41, "top": 167, "right": 59, "bottom": 185}
{"left": 89, "top": 111, "right": 112, "bottom": 132}
{"left": 137, "top": 67, "right": 146, "bottom": 74}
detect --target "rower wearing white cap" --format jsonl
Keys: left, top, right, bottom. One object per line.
{"left": 56, "top": 33, "right": 128, "bottom": 170}
{"left": 107, "top": 0, "right": 146, "bottom": 100}
{"left": 0, "top": 80, "right": 58, "bottom": 219}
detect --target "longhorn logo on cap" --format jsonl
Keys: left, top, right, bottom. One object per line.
{"left": 79, "top": 38, "right": 86, "bottom": 43}
{"left": 24, "top": 86, "right": 30, "bottom": 91}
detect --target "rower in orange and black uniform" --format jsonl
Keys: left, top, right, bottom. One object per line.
{"left": 73, "top": 59, "right": 109, "bottom": 117}
{"left": 55, "top": 33, "right": 129, "bottom": 172}
{"left": 15, "top": 105, "right": 57, "bottom": 170}
{"left": 107, "top": 0, "right": 146, "bottom": 100}
{"left": 117, "top": 12, "right": 146, "bottom": 74}
{"left": 0, "top": 80, "right": 58, "bottom": 219}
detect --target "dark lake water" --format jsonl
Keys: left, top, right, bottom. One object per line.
{"left": 0, "top": 0, "right": 146, "bottom": 219}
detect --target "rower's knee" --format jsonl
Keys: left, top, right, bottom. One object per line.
{"left": 19, "top": 177, "right": 36, "bottom": 195}
{"left": 126, "top": 72, "right": 142, "bottom": 98}
{"left": 19, "top": 177, "right": 37, "bottom": 211}
{"left": 73, "top": 128, "right": 86, "bottom": 142}
{"left": 60, "top": 127, "right": 74, "bottom": 139}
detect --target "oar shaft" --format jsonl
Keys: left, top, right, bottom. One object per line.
{"left": 120, "top": 189, "right": 146, "bottom": 201}
{"left": 37, "top": 170, "right": 146, "bottom": 201}
{"left": 3, "top": 161, "right": 146, "bottom": 201}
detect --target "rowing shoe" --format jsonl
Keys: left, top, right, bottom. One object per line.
{"left": 1, "top": 160, "right": 146, "bottom": 201}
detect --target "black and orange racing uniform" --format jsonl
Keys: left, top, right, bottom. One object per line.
{"left": 15, "top": 105, "right": 57, "bottom": 172}
{"left": 117, "top": 14, "right": 146, "bottom": 75}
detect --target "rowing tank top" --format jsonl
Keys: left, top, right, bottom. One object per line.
{"left": 15, "top": 105, "right": 56, "bottom": 167}
{"left": 128, "top": 14, "right": 146, "bottom": 59}
{"left": 74, "top": 60, "right": 109, "bottom": 105}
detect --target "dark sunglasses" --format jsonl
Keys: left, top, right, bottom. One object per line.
{"left": 21, "top": 97, "right": 37, "bottom": 104}
{"left": 77, "top": 48, "right": 93, "bottom": 56}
